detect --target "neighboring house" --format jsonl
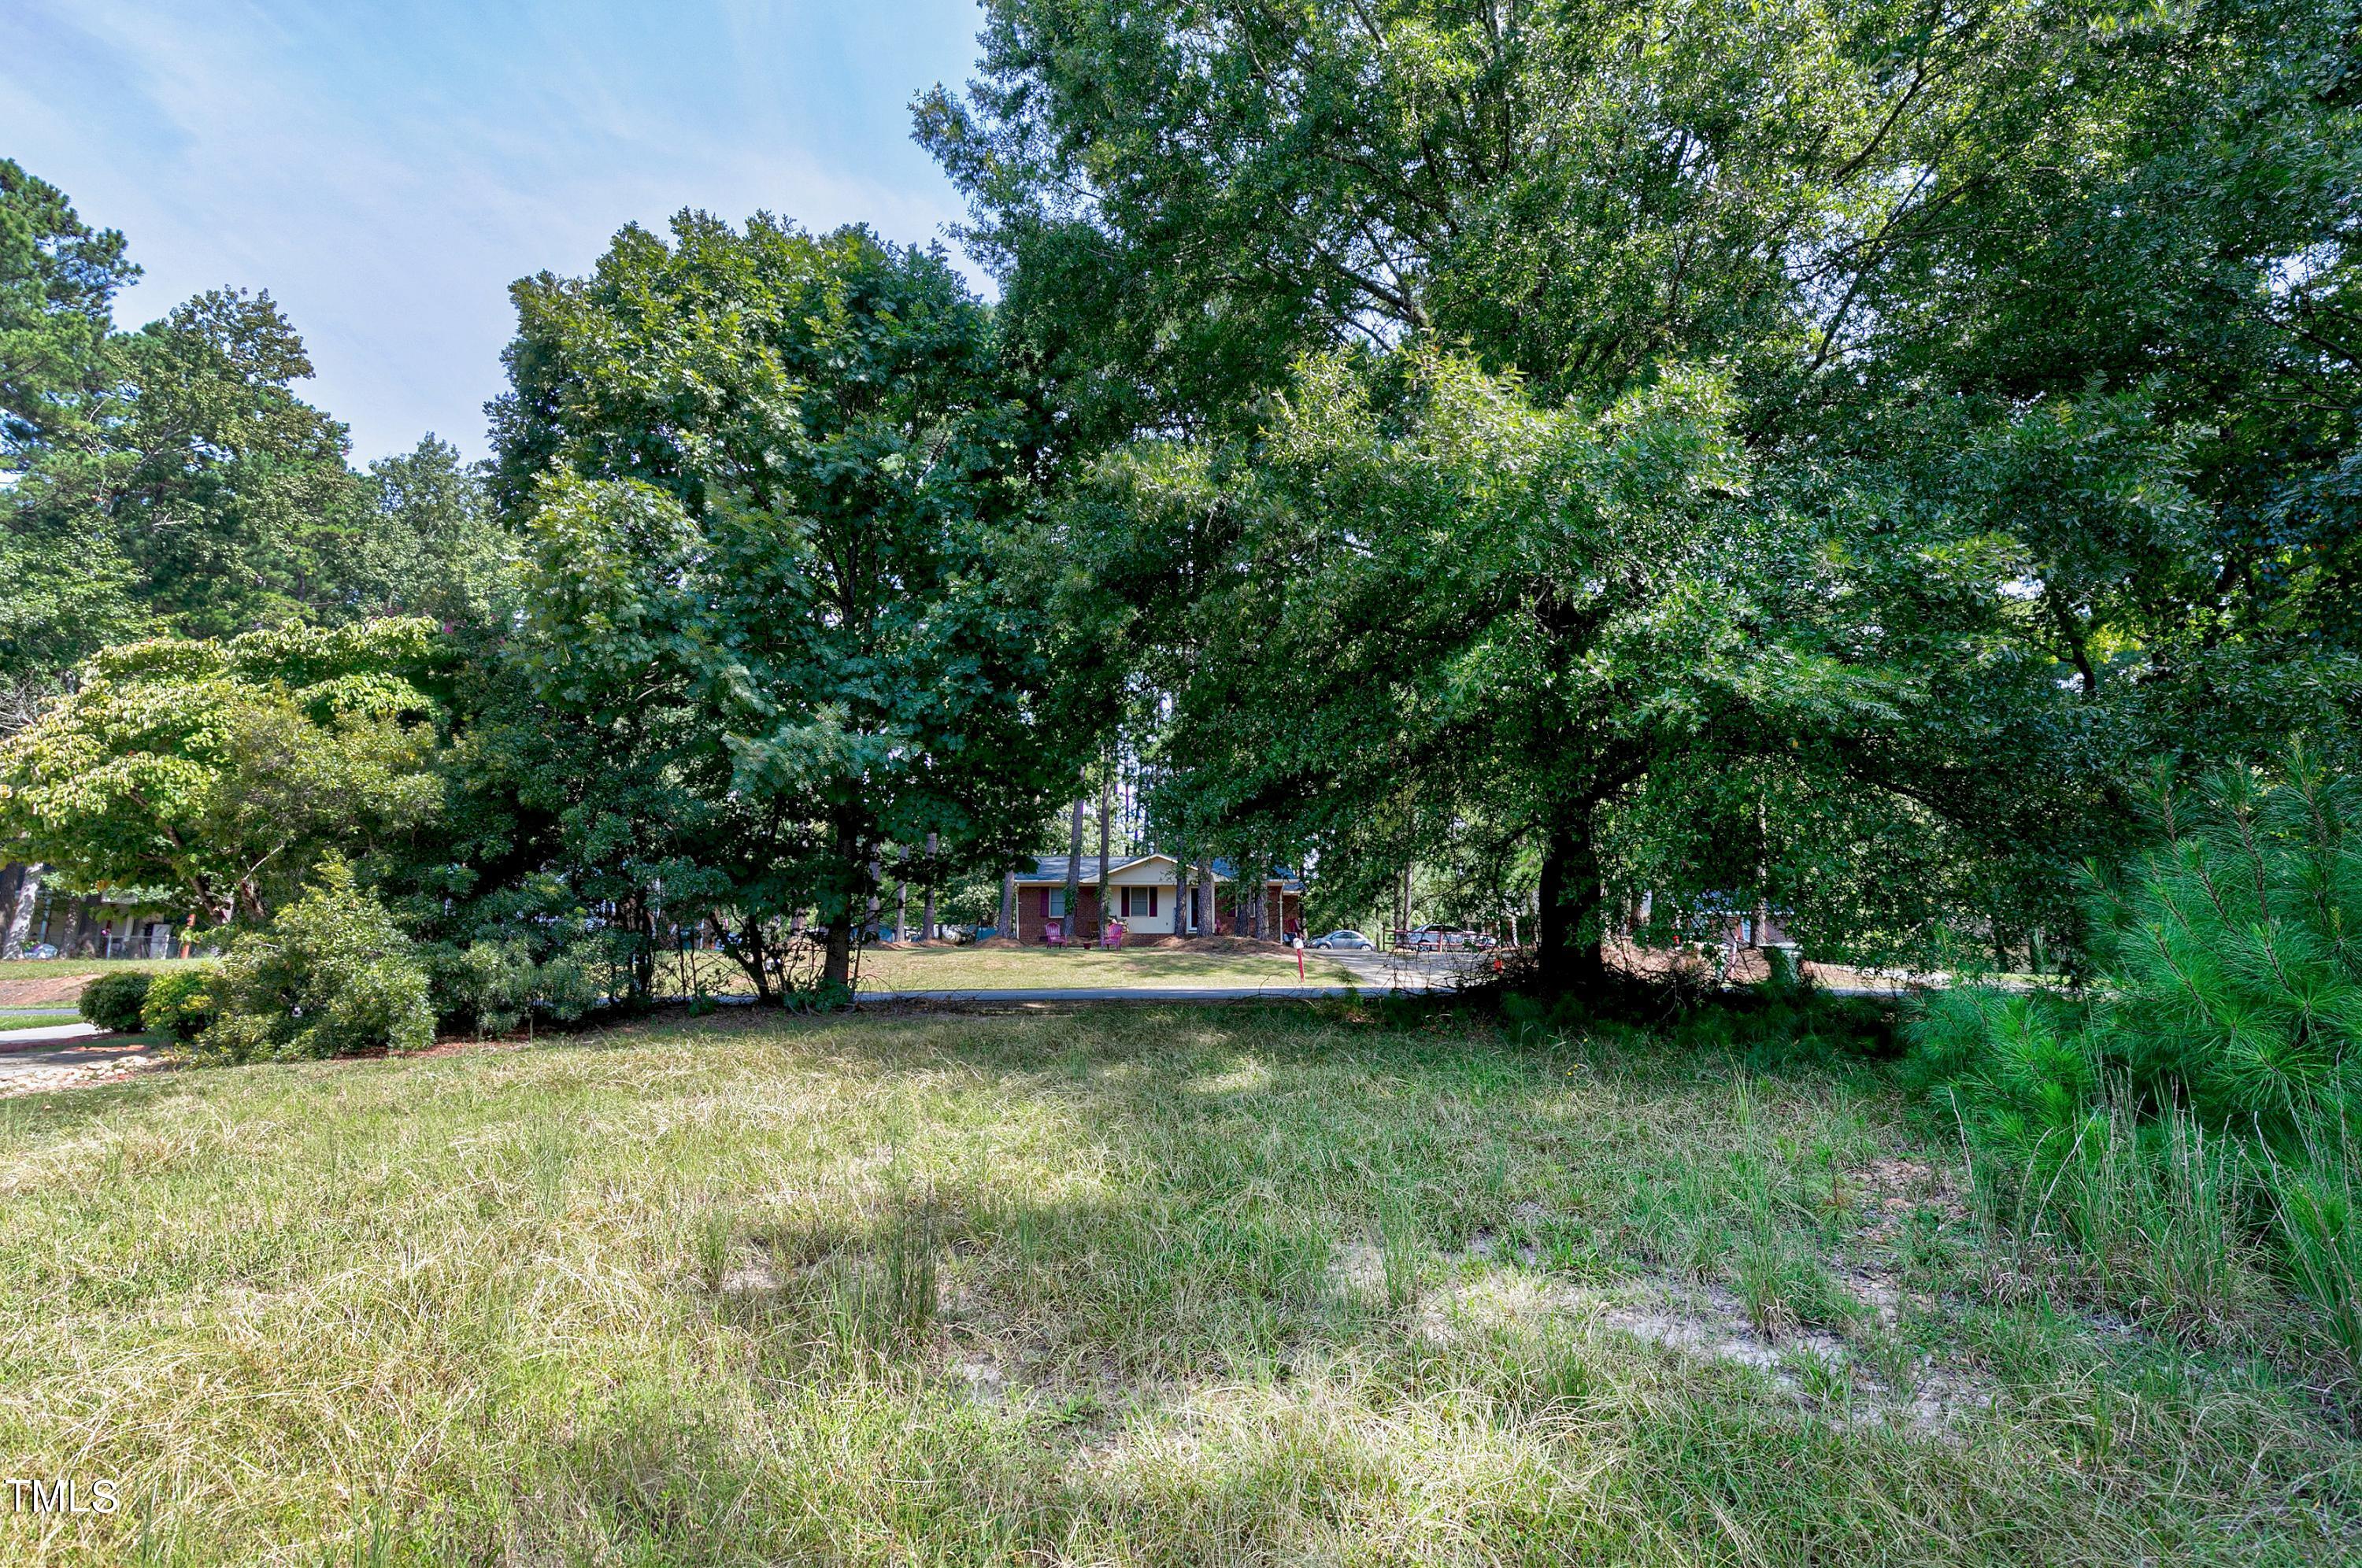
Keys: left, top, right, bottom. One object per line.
{"left": 3, "top": 882, "right": 186, "bottom": 958}
{"left": 1009, "top": 855, "right": 1303, "bottom": 944}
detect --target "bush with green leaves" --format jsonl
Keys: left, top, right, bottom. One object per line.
{"left": 139, "top": 963, "right": 220, "bottom": 1042}
{"left": 1908, "top": 747, "right": 2361, "bottom": 1355}
{"left": 76, "top": 970, "right": 150, "bottom": 1032}
{"left": 198, "top": 861, "right": 433, "bottom": 1063}
{"left": 424, "top": 936, "right": 603, "bottom": 1036}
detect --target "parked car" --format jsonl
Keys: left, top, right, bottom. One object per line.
{"left": 7, "top": 944, "right": 59, "bottom": 960}
{"left": 1309, "top": 930, "right": 1373, "bottom": 950}
{"left": 1403, "top": 926, "right": 1498, "bottom": 952}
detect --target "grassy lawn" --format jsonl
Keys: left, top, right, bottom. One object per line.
{"left": 0, "top": 958, "right": 195, "bottom": 979}
{"left": 851, "top": 942, "right": 1361, "bottom": 991}
{"left": 0, "top": 1012, "right": 80, "bottom": 1033}
{"left": 0, "top": 1004, "right": 2353, "bottom": 1563}
{"left": 657, "top": 942, "right": 1363, "bottom": 995}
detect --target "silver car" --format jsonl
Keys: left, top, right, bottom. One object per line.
{"left": 1309, "top": 930, "right": 1373, "bottom": 949}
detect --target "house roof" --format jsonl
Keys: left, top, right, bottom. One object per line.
{"left": 1011, "top": 854, "right": 1300, "bottom": 889}
{"left": 1012, "top": 854, "right": 1177, "bottom": 884}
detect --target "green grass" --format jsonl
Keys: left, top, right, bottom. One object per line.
{"left": 0, "top": 1004, "right": 2353, "bottom": 1563}
{"left": 0, "top": 956, "right": 193, "bottom": 982}
{"left": 661, "top": 941, "right": 1361, "bottom": 995}
{"left": 0, "top": 1011, "right": 80, "bottom": 1033}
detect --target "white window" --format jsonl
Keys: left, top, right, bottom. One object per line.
{"left": 1047, "top": 890, "right": 1065, "bottom": 917}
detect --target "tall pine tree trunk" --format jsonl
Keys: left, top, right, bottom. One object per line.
{"left": 1062, "top": 799, "right": 1084, "bottom": 945}
{"left": 1195, "top": 852, "right": 1213, "bottom": 937}
{"left": 65, "top": 896, "right": 100, "bottom": 958}
{"left": 1095, "top": 772, "right": 1112, "bottom": 938}
{"left": 924, "top": 830, "right": 938, "bottom": 940}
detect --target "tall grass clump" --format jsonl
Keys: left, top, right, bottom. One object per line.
{"left": 1908, "top": 746, "right": 2361, "bottom": 1358}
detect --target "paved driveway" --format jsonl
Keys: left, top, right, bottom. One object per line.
{"left": 1321, "top": 949, "right": 1489, "bottom": 993}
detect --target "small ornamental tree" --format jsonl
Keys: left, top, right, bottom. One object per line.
{"left": 0, "top": 619, "right": 444, "bottom": 926}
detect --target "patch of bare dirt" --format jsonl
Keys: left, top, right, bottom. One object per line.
{"left": 0, "top": 974, "right": 98, "bottom": 1007}
{"left": 1168, "top": 935, "right": 1298, "bottom": 955}
{"left": 1849, "top": 1156, "right": 1972, "bottom": 1239}
{"left": 1341, "top": 1241, "right": 1993, "bottom": 1433}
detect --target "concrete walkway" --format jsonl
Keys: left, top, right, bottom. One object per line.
{"left": 0, "top": 1035, "right": 159, "bottom": 1096}
{"left": 0, "top": 1020, "right": 106, "bottom": 1045}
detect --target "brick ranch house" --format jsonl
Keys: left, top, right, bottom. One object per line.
{"left": 1004, "top": 856, "right": 1303, "bottom": 945}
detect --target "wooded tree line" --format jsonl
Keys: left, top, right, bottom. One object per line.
{"left": 2, "top": 0, "right": 2356, "bottom": 1003}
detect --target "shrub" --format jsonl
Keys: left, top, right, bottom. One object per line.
{"left": 425, "top": 936, "right": 607, "bottom": 1035}
{"left": 426, "top": 937, "right": 535, "bottom": 1036}
{"left": 77, "top": 971, "right": 151, "bottom": 1032}
{"left": 1908, "top": 745, "right": 2359, "bottom": 1344}
{"left": 140, "top": 963, "right": 220, "bottom": 1041}
{"left": 198, "top": 861, "right": 433, "bottom": 1063}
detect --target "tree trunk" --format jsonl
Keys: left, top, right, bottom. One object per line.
{"left": 1195, "top": 852, "right": 1212, "bottom": 937}
{"left": 822, "top": 816, "right": 862, "bottom": 990}
{"left": 0, "top": 864, "right": 40, "bottom": 959}
{"left": 896, "top": 846, "right": 909, "bottom": 943}
{"left": 1095, "top": 773, "right": 1112, "bottom": 939}
{"left": 924, "top": 831, "right": 938, "bottom": 940}
{"left": 1536, "top": 815, "right": 1610, "bottom": 997}
{"left": 634, "top": 896, "right": 656, "bottom": 1004}
{"left": 65, "top": 895, "right": 100, "bottom": 958}
{"left": 730, "top": 911, "right": 776, "bottom": 1004}
{"left": 1063, "top": 798, "right": 1084, "bottom": 945}
{"left": 999, "top": 870, "right": 1016, "bottom": 941}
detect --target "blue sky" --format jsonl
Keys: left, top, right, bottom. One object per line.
{"left": 2, "top": 1, "right": 992, "bottom": 461}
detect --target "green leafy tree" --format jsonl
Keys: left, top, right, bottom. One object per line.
{"left": 926, "top": 0, "right": 2361, "bottom": 974}
{"left": 0, "top": 619, "right": 444, "bottom": 926}
{"left": 1113, "top": 348, "right": 1926, "bottom": 989}
{"left": 493, "top": 214, "right": 1109, "bottom": 991}
{"left": 0, "top": 157, "right": 135, "bottom": 456}
{"left": 337, "top": 435, "right": 512, "bottom": 627}
{"left": 0, "top": 160, "right": 148, "bottom": 712}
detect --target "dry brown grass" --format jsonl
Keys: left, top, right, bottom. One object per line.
{"left": 0, "top": 1004, "right": 2350, "bottom": 1563}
